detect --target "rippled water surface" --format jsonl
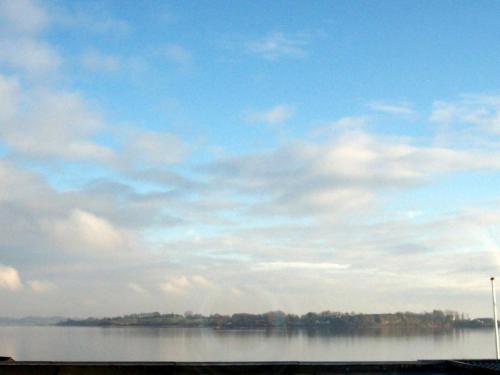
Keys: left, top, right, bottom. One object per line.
{"left": 0, "top": 326, "right": 496, "bottom": 361}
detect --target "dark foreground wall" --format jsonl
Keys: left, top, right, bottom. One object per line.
{"left": 1, "top": 360, "right": 500, "bottom": 375}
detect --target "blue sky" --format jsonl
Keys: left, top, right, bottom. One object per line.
{"left": 1, "top": 0, "right": 500, "bottom": 317}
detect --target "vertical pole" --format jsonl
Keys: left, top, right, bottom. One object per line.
{"left": 491, "top": 277, "right": 500, "bottom": 360}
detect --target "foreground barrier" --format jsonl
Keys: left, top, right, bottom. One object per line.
{"left": 1, "top": 359, "right": 500, "bottom": 374}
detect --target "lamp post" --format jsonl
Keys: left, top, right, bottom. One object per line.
{"left": 491, "top": 277, "right": 499, "bottom": 360}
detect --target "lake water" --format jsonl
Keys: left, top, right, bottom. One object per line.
{"left": 0, "top": 326, "right": 496, "bottom": 361}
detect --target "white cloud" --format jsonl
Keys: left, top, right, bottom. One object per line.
{"left": 0, "top": 158, "right": 185, "bottom": 264}
{"left": 208, "top": 129, "right": 500, "bottom": 217}
{"left": 45, "top": 209, "right": 127, "bottom": 253}
{"left": 0, "top": 265, "right": 22, "bottom": 291}
{"left": 367, "top": 101, "right": 415, "bottom": 115}
{"left": 0, "top": 75, "right": 20, "bottom": 121}
{"left": 122, "top": 130, "right": 189, "bottom": 166}
{"left": 0, "top": 160, "right": 50, "bottom": 204}
{"left": 29, "top": 280, "right": 56, "bottom": 293}
{"left": 0, "top": 38, "right": 61, "bottom": 75}
{"left": 0, "top": 0, "right": 61, "bottom": 77}
{"left": 246, "top": 32, "right": 309, "bottom": 60}
{"left": 245, "top": 104, "right": 295, "bottom": 125}
{"left": 0, "top": 78, "right": 113, "bottom": 161}
{"left": 0, "top": 0, "right": 49, "bottom": 34}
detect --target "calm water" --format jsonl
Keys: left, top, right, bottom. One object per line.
{"left": 0, "top": 326, "right": 496, "bottom": 361}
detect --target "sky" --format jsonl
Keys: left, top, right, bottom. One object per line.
{"left": 1, "top": 0, "right": 500, "bottom": 318}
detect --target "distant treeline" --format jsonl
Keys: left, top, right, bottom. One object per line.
{"left": 0, "top": 316, "right": 66, "bottom": 326}
{"left": 58, "top": 310, "right": 495, "bottom": 330}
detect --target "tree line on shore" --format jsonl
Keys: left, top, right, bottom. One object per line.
{"left": 58, "top": 310, "right": 495, "bottom": 330}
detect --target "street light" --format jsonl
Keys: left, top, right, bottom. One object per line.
{"left": 491, "top": 277, "right": 499, "bottom": 360}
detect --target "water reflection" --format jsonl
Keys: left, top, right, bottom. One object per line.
{"left": 0, "top": 326, "right": 494, "bottom": 361}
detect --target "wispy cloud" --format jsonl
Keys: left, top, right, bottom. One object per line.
{"left": 252, "top": 262, "right": 350, "bottom": 271}
{"left": 159, "top": 43, "right": 193, "bottom": 68}
{"left": 129, "top": 283, "right": 149, "bottom": 295}
{"left": 246, "top": 32, "right": 309, "bottom": 60}
{"left": 55, "top": 4, "right": 130, "bottom": 35}
{"left": 430, "top": 95, "right": 500, "bottom": 134}
{"left": 160, "top": 277, "right": 189, "bottom": 295}
{"left": 29, "top": 280, "right": 56, "bottom": 293}
{"left": 367, "top": 101, "right": 415, "bottom": 115}
{"left": 160, "top": 275, "right": 213, "bottom": 295}
{"left": 0, "top": 75, "right": 20, "bottom": 121}
{"left": 81, "top": 50, "right": 120, "bottom": 72}
{"left": 161, "top": 43, "right": 192, "bottom": 64}
{"left": 244, "top": 104, "right": 295, "bottom": 125}
{"left": 311, "top": 116, "right": 368, "bottom": 137}
{"left": 191, "top": 275, "right": 214, "bottom": 288}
